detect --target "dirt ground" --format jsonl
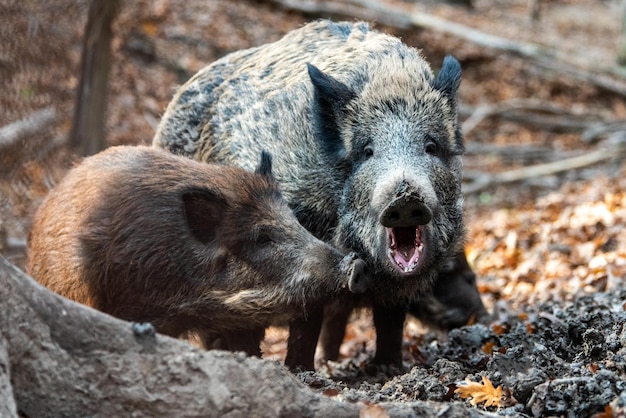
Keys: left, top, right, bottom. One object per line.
{"left": 2, "top": 0, "right": 626, "bottom": 416}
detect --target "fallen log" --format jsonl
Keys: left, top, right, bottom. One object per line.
{"left": 0, "top": 333, "right": 17, "bottom": 418}
{"left": 0, "top": 254, "right": 359, "bottom": 418}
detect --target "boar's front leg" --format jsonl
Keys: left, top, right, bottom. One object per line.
{"left": 372, "top": 304, "right": 406, "bottom": 368}
{"left": 284, "top": 307, "right": 324, "bottom": 371}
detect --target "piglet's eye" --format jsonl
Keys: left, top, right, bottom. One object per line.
{"left": 255, "top": 228, "right": 275, "bottom": 247}
{"left": 256, "top": 232, "right": 274, "bottom": 246}
{"left": 364, "top": 146, "right": 374, "bottom": 159}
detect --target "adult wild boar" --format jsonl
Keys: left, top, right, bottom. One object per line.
{"left": 27, "top": 146, "right": 370, "bottom": 356}
{"left": 154, "top": 20, "right": 467, "bottom": 369}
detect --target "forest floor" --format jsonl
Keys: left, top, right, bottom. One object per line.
{"left": 2, "top": 0, "right": 626, "bottom": 416}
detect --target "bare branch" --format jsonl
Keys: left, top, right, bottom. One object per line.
{"left": 459, "top": 99, "right": 604, "bottom": 136}
{"left": 463, "top": 140, "right": 626, "bottom": 195}
{"left": 582, "top": 120, "right": 626, "bottom": 143}
{"left": 0, "top": 107, "right": 58, "bottom": 149}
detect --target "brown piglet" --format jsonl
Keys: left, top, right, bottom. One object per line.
{"left": 27, "top": 146, "right": 370, "bottom": 356}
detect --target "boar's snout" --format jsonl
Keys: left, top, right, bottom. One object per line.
{"left": 339, "top": 252, "right": 372, "bottom": 294}
{"left": 376, "top": 180, "right": 435, "bottom": 275}
{"left": 380, "top": 196, "right": 432, "bottom": 227}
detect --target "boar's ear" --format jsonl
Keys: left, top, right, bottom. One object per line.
{"left": 433, "top": 56, "right": 464, "bottom": 152}
{"left": 307, "top": 63, "right": 356, "bottom": 161}
{"left": 182, "top": 190, "right": 227, "bottom": 244}
{"left": 255, "top": 150, "right": 274, "bottom": 179}
{"left": 432, "top": 55, "right": 461, "bottom": 101}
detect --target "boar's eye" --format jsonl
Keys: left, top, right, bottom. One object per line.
{"left": 425, "top": 137, "right": 441, "bottom": 157}
{"left": 363, "top": 145, "right": 374, "bottom": 159}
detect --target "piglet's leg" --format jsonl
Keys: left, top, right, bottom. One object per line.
{"left": 318, "top": 299, "right": 354, "bottom": 361}
{"left": 284, "top": 307, "right": 324, "bottom": 371}
{"left": 198, "top": 328, "right": 265, "bottom": 357}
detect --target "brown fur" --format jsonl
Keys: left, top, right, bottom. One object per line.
{"left": 27, "top": 145, "right": 367, "bottom": 354}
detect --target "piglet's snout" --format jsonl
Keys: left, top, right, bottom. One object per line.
{"left": 339, "top": 252, "right": 372, "bottom": 294}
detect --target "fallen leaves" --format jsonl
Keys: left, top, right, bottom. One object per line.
{"left": 591, "top": 404, "right": 614, "bottom": 418}
{"left": 359, "top": 403, "right": 389, "bottom": 418}
{"left": 455, "top": 376, "right": 503, "bottom": 408}
{"left": 468, "top": 167, "right": 626, "bottom": 308}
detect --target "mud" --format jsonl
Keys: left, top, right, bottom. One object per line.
{"left": 295, "top": 290, "right": 626, "bottom": 417}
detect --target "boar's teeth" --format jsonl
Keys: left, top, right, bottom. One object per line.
{"left": 386, "top": 226, "right": 424, "bottom": 274}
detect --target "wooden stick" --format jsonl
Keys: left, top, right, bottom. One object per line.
{"left": 0, "top": 107, "right": 57, "bottom": 149}
{"left": 460, "top": 99, "right": 603, "bottom": 136}
{"left": 462, "top": 141, "right": 626, "bottom": 195}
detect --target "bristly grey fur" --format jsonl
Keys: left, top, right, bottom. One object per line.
{"left": 154, "top": 20, "right": 465, "bottom": 303}
{"left": 154, "top": 19, "right": 468, "bottom": 369}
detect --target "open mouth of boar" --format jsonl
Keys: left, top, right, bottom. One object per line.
{"left": 386, "top": 226, "right": 424, "bottom": 275}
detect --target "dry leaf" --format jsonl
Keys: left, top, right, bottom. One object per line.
{"left": 492, "top": 323, "right": 509, "bottom": 336}
{"left": 141, "top": 20, "right": 158, "bottom": 36}
{"left": 322, "top": 388, "right": 340, "bottom": 397}
{"left": 455, "top": 376, "right": 503, "bottom": 408}
{"left": 481, "top": 341, "right": 496, "bottom": 355}
{"left": 360, "top": 403, "right": 389, "bottom": 418}
{"left": 591, "top": 405, "right": 614, "bottom": 418}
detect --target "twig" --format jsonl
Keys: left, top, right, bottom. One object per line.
{"left": 0, "top": 107, "right": 58, "bottom": 149}
{"left": 582, "top": 120, "right": 626, "bottom": 143}
{"left": 463, "top": 143, "right": 567, "bottom": 165}
{"left": 460, "top": 99, "right": 600, "bottom": 136}
{"left": 463, "top": 141, "right": 626, "bottom": 195}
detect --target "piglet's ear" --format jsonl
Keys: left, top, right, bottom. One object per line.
{"left": 256, "top": 150, "right": 274, "bottom": 179}
{"left": 432, "top": 55, "right": 461, "bottom": 100}
{"left": 182, "top": 190, "right": 226, "bottom": 244}
{"left": 307, "top": 63, "right": 356, "bottom": 161}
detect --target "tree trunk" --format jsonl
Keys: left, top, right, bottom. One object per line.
{"left": 0, "top": 254, "right": 358, "bottom": 417}
{"left": 69, "top": 0, "right": 120, "bottom": 157}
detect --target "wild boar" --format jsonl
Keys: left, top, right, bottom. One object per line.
{"left": 154, "top": 20, "right": 468, "bottom": 369}
{"left": 27, "top": 145, "right": 370, "bottom": 356}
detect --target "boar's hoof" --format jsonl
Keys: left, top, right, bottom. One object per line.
{"left": 340, "top": 252, "right": 372, "bottom": 294}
